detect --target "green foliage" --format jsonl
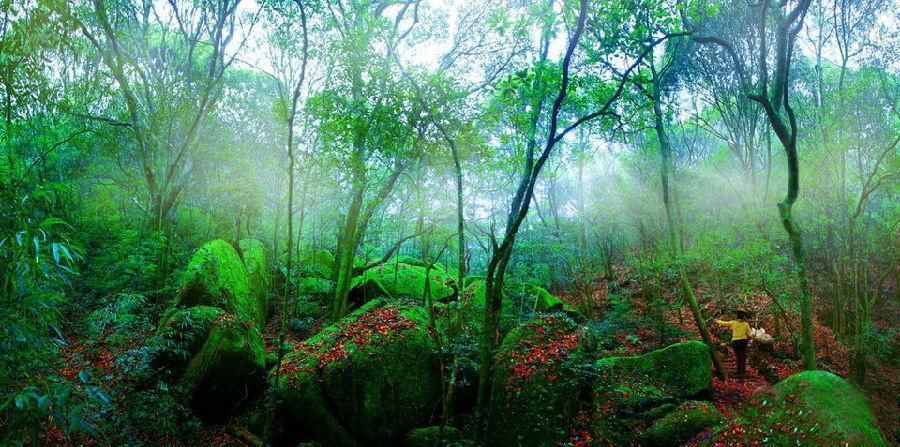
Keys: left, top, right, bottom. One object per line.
{"left": 711, "top": 371, "right": 888, "bottom": 446}
{"left": 175, "top": 240, "right": 265, "bottom": 328}
{"left": 272, "top": 301, "right": 442, "bottom": 446}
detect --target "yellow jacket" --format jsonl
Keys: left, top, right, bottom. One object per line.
{"left": 716, "top": 319, "right": 751, "bottom": 341}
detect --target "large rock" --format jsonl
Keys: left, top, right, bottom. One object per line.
{"left": 176, "top": 240, "right": 265, "bottom": 328}
{"left": 156, "top": 306, "right": 266, "bottom": 419}
{"left": 641, "top": 401, "right": 722, "bottom": 446}
{"left": 350, "top": 262, "right": 455, "bottom": 303}
{"left": 239, "top": 239, "right": 270, "bottom": 313}
{"left": 594, "top": 340, "right": 712, "bottom": 407}
{"left": 710, "top": 370, "right": 886, "bottom": 446}
{"left": 299, "top": 248, "right": 335, "bottom": 279}
{"left": 271, "top": 301, "right": 442, "bottom": 446}
{"left": 592, "top": 341, "right": 713, "bottom": 445}
{"left": 523, "top": 284, "right": 569, "bottom": 313}
{"left": 487, "top": 314, "right": 592, "bottom": 447}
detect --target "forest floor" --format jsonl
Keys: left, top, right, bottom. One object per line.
{"left": 39, "top": 276, "right": 900, "bottom": 447}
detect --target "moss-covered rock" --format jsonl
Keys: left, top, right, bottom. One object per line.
{"left": 487, "top": 314, "right": 592, "bottom": 447}
{"left": 641, "top": 401, "right": 722, "bottom": 446}
{"left": 157, "top": 306, "right": 266, "bottom": 419}
{"left": 176, "top": 240, "right": 264, "bottom": 328}
{"left": 592, "top": 341, "right": 712, "bottom": 445}
{"left": 595, "top": 341, "right": 712, "bottom": 407}
{"left": 296, "top": 276, "right": 335, "bottom": 298}
{"left": 293, "top": 297, "right": 326, "bottom": 319}
{"left": 709, "top": 371, "right": 886, "bottom": 446}
{"left": 299, "top": 248, "right": 335, "bottom": 279}
{"left": 523, "top": 284, "right": 570, "bottom": 313}
{"left": 272, "top": 301, "right": 442, "bottom": 446}
{"left": 405, "top": 426, "right": 461, "bottom": 447}
{"left": 239, "top": 239, "right": 270, "bottom": 313}
{"left": 350, "top": 262, "right": 455, "bottom": 303}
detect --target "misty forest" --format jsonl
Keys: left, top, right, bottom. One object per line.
{"left": 1, "top": 0, "right": 898, "bottom": 445}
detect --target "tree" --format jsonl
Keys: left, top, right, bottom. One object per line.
{"left": 474, "top": 0, "right": 687, "bottom": 430}
{"left": 311, "top": 0, "right": 427, "bottom": 319}
{"left": 694, "top": 0, "right": 817, "bottom": 369}
{"left": 69, "top": 0, "right": 256, "bottom": 231}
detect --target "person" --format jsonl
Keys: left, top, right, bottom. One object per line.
{"left": 715, "top": 310, "right": 752, "bottom": 378}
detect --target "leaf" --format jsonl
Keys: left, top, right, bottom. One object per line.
{"left": 78, "top": 370, "right": 91, "bottom": 384}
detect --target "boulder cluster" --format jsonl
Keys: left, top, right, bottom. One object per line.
{"left": 150, "top": 239, "right": 887, "bottom": 446}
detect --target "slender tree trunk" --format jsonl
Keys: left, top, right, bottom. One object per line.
{"left": 776, "top": 138, "right": 816, "bottom": 370}
{"left": 450, "top": 138, "right": 467, "bottom": 290}
{"left": 652, "top": 81, "right": 727, "bottom": 379}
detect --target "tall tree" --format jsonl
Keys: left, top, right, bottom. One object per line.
{"left": 694, "top": 0, "right": 817, "bottom": 369}
{"left": 474, "top": 0, "right": 688, "bottom": 430}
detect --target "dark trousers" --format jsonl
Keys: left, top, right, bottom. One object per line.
{"left": 731, "top": 339, "right": 749, "bottom": 377}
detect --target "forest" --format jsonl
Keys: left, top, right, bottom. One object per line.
{"left": 1, "top": 0, "right": 898, "bottom": 445}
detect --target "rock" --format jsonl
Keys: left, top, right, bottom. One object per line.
{"left": 711, "top": 370, "right": 887, "bottom": 446}
{"left": 176, "top": 240, "right": 264, "bottom": 328}
{"left": 350, "top": 262, "right": 455, "bottom": 303}
{"left": 592, "top": 341, "right": 713, "bottom": 445}
{"left": 157, "top": 306, "right": 266, "bottom": 419}
{"left": 487, "top": 314, "right": 592, "bottom": 447}
{"left": 271, "top": 300, "right": 442, "bottom": 446}
{"left": 405, "top": 426, "right": 461, "bottom": 447}
{"left": 296, "top": 277, "right": 335, "bottom": 298}
{"left": 239, "top": 239, "right": 270, "bottom": 313}
{"left": 294, "top": 297, "right": 326, "bottom": 319}
{"left": 641, "top": 401, "right": 722, "bottom": 447}
{"left": 299, "top": 248, "right": 335, "bottom": 279}
{"left": 523, "top": 284, "right": 567, "bottom": 313}
{"left": 594, "top": 341, "right": 712, "bottom": 407}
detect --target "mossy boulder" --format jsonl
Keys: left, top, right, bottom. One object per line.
{"left": 405, "top": 426, "right": 462, "bottom": 447}
{"left": 523, "top": 284, "right": 572, "bottom": 313}
{"left": 299, "top": 248, "right": 335, "bottom": 279}
{"left": 592, "top": 341, "right": 712, "bottom": 444}
{"left": 176, "top": 240, "right": 264, "bottom": 328}
{"left": 641, "top": 401, "right": 722, "bottom": 446}
{"left": 271, "top": 300, "right": 442, "bottom": 446}
{"left": 594, "top": 341, "right": 712, "bottom": 407}
{"left": 239, "top": 239, "right": 270, "bottom": 312}
{"left": 709, "top": 371, "right": 886, "bottom": 446}
{"left": 350, "top": 262, "right": 455, "bottom": 303}
{"left": 487, "top": 314, "right": 593, "bottom": 447}
{"left": 296, "top": 276, "right": 335, "bottom": 298}
{"left": 156, "top": 306, "right": 266, "bottom": 419}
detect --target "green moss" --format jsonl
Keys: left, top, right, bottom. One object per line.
{"left": 641, "top": 401, "right": 722, "bottom": 447}
{"left": 299, "top": 248, "right": 335, "bottom": 279}
{"left": 157, "top": 306, "right": 266, "bottom": 420}
{"left": 176, "top": 240, "right": 264, "bottom": 328}
{"left": 350, "top": 262, "right": 455, "bottom": 302}
{"left": 405, "top": 426, "right": 461, "bottom": 447}
{"left": 592, "top": 341, "right": 713, "bottom": 445}
{"left": 524, "top": 284, "right": 565, "bottom": 312}
{"left": 294, "top": 298, "right": 325, "bottom": 318}
{"left": 394, "top": 255, "right": 427, "bottom": 267}
{"left": 272, "top": 301, "right": 442, "bottom": 446}
{"left": 487, "top": 314, "right": 592, "bottom": 447}
{"left": 595, "top": 340, "right": 712, "bottom": 403}
{"left": 711, "top": 371, "right": 887, "bottom": 446}
{"left": 180, "top": 314, "right": 266, "bottom": 418}
{"left": 156, "top": 306, "right": 227, "bottom": 372}
{"left": 239, "top": 238, "right": 270, "bottom": 315}
{"left": 297, "top": 276, "right": 335, "bottom": 297}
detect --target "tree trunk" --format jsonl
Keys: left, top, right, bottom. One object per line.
{"left": 776, "top": 139, "right": 815, "bottom": 370}
{"left": 652, "top": 81, "right": 727, "bottom": 380}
